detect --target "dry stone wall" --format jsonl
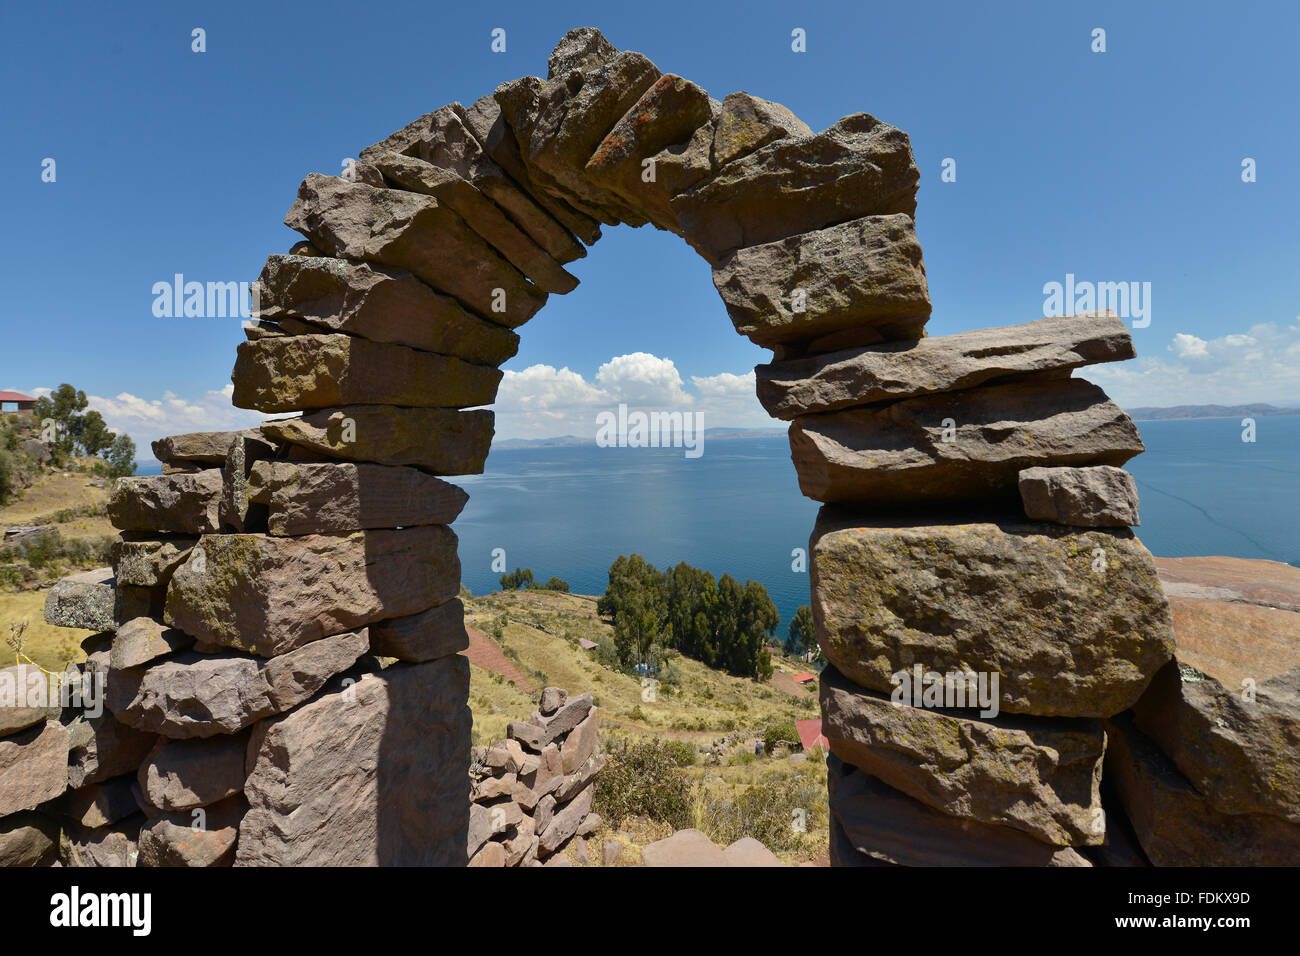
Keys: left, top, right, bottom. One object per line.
{"left": 4, "top": 27, "right": 1293, "bottom": 867}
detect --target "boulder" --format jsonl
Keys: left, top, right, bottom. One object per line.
{"left": 538, "top": 692, "right": 594, "bottom": 745}
{"left": 371, "top": 153, "right": 578, "bottom": 294}
{"left": 152, "top": 430, "right": 252, "bottom": 466}
{"left": 469, "top": 840, "right": 507, "bottom": 867}
{"left": 261, "top": 406, "right": 494, "bottom": 475}
{"left": 238, "top": 657, "right": 472, "bottom": 865}
{"left": 165, "top": 527, "right": 458, "bottom": 656}
{"left": 501, "top": 813, "right": 537, "bottom": 866}
{"left": 1104, "top": 715, "right": 1300, "bottom": 866}
{"left": 66, "top": 711, "right": 157, "bottom": 789}
{"left": 110, "top": 617, "right": 192, "bottom": 670}
{"left": 138, "top": 732, "right": 249, "bottom": 811}
{"left": 51, "top": 774, "right": 139, "bottom": 828}
{"left": 0, "top": 812, "right": 59, "bottom": 867}
{"left": 107, "top": 630, "right": 369, "bottom": 738}
{"left": 641, "top": 828, "right": 728, "bottom": 867}
{"left": 560, "top": 709, "right": 599, "bottom": 773}
{"left": 111, "top": 536, "right": 198, "bottom": 588}
{"left": 711, "top": 91, "right": 813, "bottom": 167}
{"left": 821, "top": 665, "right": 1106, "bottom": 845}
{"left": 367, "top": 598, "right": 468, "bottom": 663}
{"left": 723, "top": 837, "right": 785, "bottom": 867}
{"left": 0, "top": 719, "right": 68, "bottom": 816}
{"left": 137, "top": 795, "right": 245, "bottom": 867}
{"left": 712, "top": 214, "right": 930, "bottom": 350}
{"left": 755, "top": 311, "right": 1136, "bottom": 419}
{"left": 284, "top": 174, "right": 546, "bottom": 328}
{"left": 231, "top": 334, "right": 501, "bottom": 413}
{"left": 253, "top": 255, "right": 520, "bottom": 365}
{"left": 1019, "top": 465, "right": 1141, "bottom": 527}
{"left": 1133, "top": 562, "right": 1300, "bottom": 822}
{"left": 60, "top": 816, "right": 142, "bottom": 867}
{"left": 44, "top": 567, "right": 117, "bottom": 632}
{"left": 555, "top": 752, "right": 606, "bottom": 803}
{"left": 537, "top": 783, "right": 594, "bottom": 856}
{"left": 248, "top": 461, "right": 468, "bottom": 536}
{"left": 0, "top": 664, "right": 61, "bottom": 737}
{"left": 547, "top": 26, "right": 617, "bottom": 78}
{"left": 671, "top": 112, "right": 920, "bottom": 264}
{"left": 584, "top": 73, "right": 714, "bottom": 229}
{"left": 790, "top": 376, "right": 1144, "bottom": 505}
{"left": 539, "top": 686, "right": 568, "bottom": 715}
{"left": 810, "top": 510, "right": 1175, "bottom": 717}
{"left": 107, "top": 471, "right": 223, "bottom": 534}
{"left": 829, "top": 758, "right": 1091, "bottom": 867}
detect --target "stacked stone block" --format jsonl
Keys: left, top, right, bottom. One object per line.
{"left": 468, "top": 688, "right": 604, "bottom": 866}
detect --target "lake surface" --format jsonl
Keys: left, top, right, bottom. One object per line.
{"left": 138, "top": 415, "right": 1300, "bottom": 636}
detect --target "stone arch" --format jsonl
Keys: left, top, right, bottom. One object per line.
{"left": 61, "top": 28, "right": 1178, "bottom": 867}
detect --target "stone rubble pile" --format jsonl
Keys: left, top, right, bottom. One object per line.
{"left": 467, "top": 687, "right": 604, "bottom": 866}
{"left": 5, "top": 27, "right": 1291, "bottom": 867}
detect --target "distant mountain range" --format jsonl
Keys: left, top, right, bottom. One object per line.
{"left": 1126, "top": 403, "right": 1300, "bottom": 421}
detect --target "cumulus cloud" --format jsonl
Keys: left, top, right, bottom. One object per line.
{"left": 1088, "top": 321, "right": 1300, "bottom": 407}
{"left": 494, "top": 353, "right": 773, "bottom": 439}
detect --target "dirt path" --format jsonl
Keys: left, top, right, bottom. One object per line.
{"left": 463, "top": 625, "right": 535, "bottom": 694}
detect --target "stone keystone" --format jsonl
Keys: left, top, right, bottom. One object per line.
{"left": 165, "top": 527, "right": 460, "bottom": 657}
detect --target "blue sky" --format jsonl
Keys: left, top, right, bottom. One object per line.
{"left": 3, "top": 0, "right": 1298, "bottom": 456}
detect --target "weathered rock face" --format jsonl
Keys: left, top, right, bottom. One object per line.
{"left": 108, "top": 471, "right": 224, "bottom": 535}
{"left": 790, "top": 377, "right": 1144, "bottom": 505}
{"left": 254, "top": 255, "right": 521, "bottom": 366}
{"left": 238, "top": 657, "right": 471, "bottom": 865}
{"left": 0, "top": 720, "right": 68, "bottom": 816}
{"left": 107, "top": 631, "right": 369, "bottom": 737}
{"left": 60, "top": 817, "right": 142, "bottom": 867}
{"left": 756, "top": 312, "right": 1136, "bottom": 419}
{"left": 810, "top": 510, "right": 1175, "bottom": 717}
{"left": 66, "top": 711, "right": 157, "bottom": 789}
{"left": 821, "top": 666, "right": 1106, "bottom": 845}
{"left": 137, "top": 794, "right": 246, "bottom": 867}
{"left": 231, "top": 334, "right": 501, "bottom": 413}
{"left": 151, "top": 430, "right": 251, "bottom": 467}
{"left": 43, "top": 567, "right": 117, "bottom": 632}
{"left": 713, "top": 214, "right": 930, "bottom": 351}
{"left": 50, "top": 774, "right": 139, "bottom": 828}
{"left": 138, "top": 733, "right": 249, "bottom": 811}
{"left": 111, "top": 535, "right": 197, "bottom": 588}
{"left": 1019, "top": 465, "right": 1140, "bottom": 527}
{"left": 164, "top": 529, "right": 459, "bottom": 656}
{"left": 671, "top": 112, "right": 920, "bottom": 263}
{"left": 1133, "top": 559, "right": 1300, "bottom": 823}
{"left": 248, "top": 461, "right": 468, "bottom": 536}
{"left": 0, "top": 812, "right": 59, "bottom": 866}
{"left": 367, "top": 599, "right": 468, "bottom": 662}
{"left": 261, "top": 406, "right": 494, "bottom": 475}
{"left": 1104, "top": 715, "right": 1300, "bottom": 866}
{"left": 828, "top": 756, "right": 1091, "bottom": 867}
{"left": 110, "top": 617, "right": 192, "bottom": 670}
{"left": 0, "top": 664, "right": 61, "bottom": 737}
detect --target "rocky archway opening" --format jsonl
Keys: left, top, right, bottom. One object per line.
{"left": 59, "top": 28, "right": 1178, "bottom": 867}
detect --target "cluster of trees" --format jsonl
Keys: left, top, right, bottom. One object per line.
{"left": 31, "top": 384, "right": 136, "bottom": 478}
{"left": 785, "top": 605, "right": 822, "bottom": 661}
{"left": 498, "top": 567, "right": 569, "bottom": 592}
{"left": 596, "top": 554, "right": 776, "bottom": 680}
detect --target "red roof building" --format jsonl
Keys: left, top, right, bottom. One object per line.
{"left": 793, "top": 673, "right": 816, "bottom": 684}
{"left": 0, "top": 391, "right": 37, "bottom": 412}
{"left": 795, "top": 718, "right": 829, "bottom": 752}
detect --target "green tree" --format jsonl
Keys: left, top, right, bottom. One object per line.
{"left": 102, "top": 433, "right": 137, "bottom": 478}
{"left": 499, "top": 567, "right": 535, "bottom": 591}
{"left": 787, "top": 605, "right": 816, "bottom": 656}
{"left": 542, "top": 576, "right": 569, "bottom": 592}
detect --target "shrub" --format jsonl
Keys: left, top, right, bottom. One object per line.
{"left": 763, "top": 721, "right": 801, "bottom": 754}
{"left": 594, "top": 739, "right": 695, "bottom": 830}
{"left": 697, "top": 772, "right": 827, "bottom": 852}
{"left": 662, "top": 739, "right": 697, "bottom": 767}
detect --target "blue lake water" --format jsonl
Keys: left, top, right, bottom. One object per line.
{"left": 138, "top": 415, "right": 1300, "bottom": 636}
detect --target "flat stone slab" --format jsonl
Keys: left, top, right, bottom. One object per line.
{"left": 152, "top": 430, "right": 254, "bottom": 466}
{"left": 829, "top": 758, "right": 1091, "bottom": 867}
{"left": 254, "top": 255, "right": 520, "bottom": 366}
{"left": 109, "top": 616, "right": 193, "bottom": 670}
{"left": 108, "top": 630, "right": 369, "bottom": 738}
{"left": 139, "top": 733, "right": 249, "bottom": 811}
{"left": 261, "top": 406, "right": 494, "bottom": 475}
{"left": 1104, "top": 715, "right": 1300, "bottom": 866}
{"left": 164, "top": 528, "right": 459, "bottom": 656}
{"left": 756, "top": 311, "right": 1136, "bottom": 419}
{"left": 368, "top": 598, "right": 469, "bottom": 662}
{"left": 111, "top": 535, "right": 198, "bottom": 588}
{"left": 790, "top": 376, "right": 1145, "bottom": 505}
{"left": 1154, "top": 555, "right": 1300, "bottom": 612}
{"left": 821, "top": 665, "right": 1105, "bottom": 845}
{"left": 713, "top": 214, "right": 930, "bottom": 351}
{"left": 810, "top": 510, "right": 1175, "bottom": 717}
{"left": 231, "top": 334, "right": 501, "bottom": 413}
{"left": 1019, "top": 465, "right": 1140, "bottom": 527}
{"left": 285, "top": 174, "right": 546, "bottom": 328}
{"left": 671, "top": 112, "right": 920, "bottom": 263}
{"left": 248, "top": 460, "right": 468, "bottom": 536}
{"left": 108, "top": 471, "right": 223, "bottom": 534}
{"left": 238, "top": 656, "right": 471, "bottom": 865}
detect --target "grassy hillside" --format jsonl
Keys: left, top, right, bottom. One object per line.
{"left": 464, "top": 587, "right": 830, "bottom": 864}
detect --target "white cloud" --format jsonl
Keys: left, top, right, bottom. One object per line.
{"left": 495, "top": 353, "right": 773, "bottom": 439}
{"left": 1088, "top": 321, "right": 1300, "bottom": 407}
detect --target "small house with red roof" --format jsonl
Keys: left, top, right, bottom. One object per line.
{"left": 795, "top": 718, "right": 829, "bottom": 752}
{"left": 0, "top": 391, "right": 37, "bottom": 416}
